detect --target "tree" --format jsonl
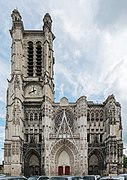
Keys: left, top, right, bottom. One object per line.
{"left": 123, "top": 154, "right": 127, "bottom": 168}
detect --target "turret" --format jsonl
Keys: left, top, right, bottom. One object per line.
{"left": 43, "top": 13, "right": 52, "bottom": 32}
{"left": 11, "top": 9, "right": 24, "bottom": 32}
{"left": 10, "top": 9, "right": 24, "bottom": 76}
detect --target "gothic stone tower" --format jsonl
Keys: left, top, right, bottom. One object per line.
{"left": 4, "top": 9, "right": 123, "bottom": 177}
{"left": 4, "top": 9, "right": 55, "bottom": 176}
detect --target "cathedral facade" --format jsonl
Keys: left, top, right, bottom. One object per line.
{"left": 4, "top": 9, "right": 123, "bottom": 177}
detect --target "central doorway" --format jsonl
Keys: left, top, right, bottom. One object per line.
{"left": 57, "top": 151, "right": 71, "bottom": 175}
{"left": 58, "top": 166, "right": 70, "bottom": 175}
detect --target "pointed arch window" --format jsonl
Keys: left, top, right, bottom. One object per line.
{"left": 100, "top": 110, "right": 103, "bottom": 121}
{"left": 25, "top": 113, "right": 29, "bottom": 121}
{"left": 27, "top": 41, "right": 34, "bottom": 76}
{"left": 36, "top": 41, "right": 42, "bottom": 76}
{"left": 91, "top": 112, "right": 94, "bottom": 121}
{"left": 87, "top": 111, "right": 90, "bottom": 121}
{"left": 65, "top": 109, "right": 74, "bottom": 129}
{"left": 54, "top": 110, "right": 64, "bottom": 132}
{"left": 34, "top": 113, "right": 38, "bottom": 121}
{"left": 30, "top": 113, "right": 33, "bottom": 121}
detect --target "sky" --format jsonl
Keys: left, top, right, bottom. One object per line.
{"left": 0, "top": 0, "right": 127, "bottom": 163}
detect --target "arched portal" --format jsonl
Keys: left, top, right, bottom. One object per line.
{"left": 55, "top": 146, "right": 74, "bottom": 176}
{"left": 29, "top": 154, "right": 39, "bottom": 176}
{"left": 50, "top": 139, "right": 79, "bottom": 176}
{"left": 24, "top": 149, "right": 41, "bottom": 177}
{"left": 88, "top": 149, "right": 104, "bottom": 175}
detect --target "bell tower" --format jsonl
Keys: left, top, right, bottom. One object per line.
{"left": 4, "top": 9, "right": 55, "bottom": 176}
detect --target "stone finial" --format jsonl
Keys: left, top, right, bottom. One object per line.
{"left": 11, "top": 9, "right": 22, "bottom": 22}
{"left": 43, "top": 13, "right": 52, "bottom": 31}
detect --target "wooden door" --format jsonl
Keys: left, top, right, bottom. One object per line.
{"left": 65, "top": 166, "right": 70, "bottom": 175}
{"left": 58, "top": 166, "right": 63, "bottom": 175}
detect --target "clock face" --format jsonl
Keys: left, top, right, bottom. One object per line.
{"left": 25, "top": 84, "right": 42, "bottom": 98}
{"left": 28, "top": 86, "right": 37, "bottom": 95}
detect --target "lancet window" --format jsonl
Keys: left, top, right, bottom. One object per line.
{"left": 65, "top": 109, "right": 74, "bottom": 129}
{"left": 36, "top": 42, "right": 42, "bottom": 76}
{"left": 27, "top": 41, "right": 42, "bottom": 77}
{"left": 54, "top": 110, "right": 63, "bottom": 132}
{"left": 27, "top": 41, "right": 34, "bottom": 76}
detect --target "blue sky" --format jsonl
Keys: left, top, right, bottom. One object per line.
{"left": 0, "top": 0, "right": 127, "bottom": 163}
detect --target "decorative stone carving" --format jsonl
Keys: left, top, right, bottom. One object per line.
{"left": 54, "top": 109, "right": 74, "bottom": 133}
{"left": 12, "top": 100, "right": 21, "bottom": 125}
{"left": 12, "top": 142, "right": 16, "bottom": 155}
{"left": 51, "top": 139, "right": 78, "bottom": 156}
{"left": 43, "top": 13, "right": 52, "bottom": 32}
{"left": 11, "top": 9, "right": 22, "bottom": 22}
{"left": 14, "top": 75, "right": 20, "bottom": 89}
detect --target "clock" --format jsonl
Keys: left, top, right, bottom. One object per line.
{"left": 28, "top": 86, "right": 36, "bottom": 95}
{"left": 25, "top": 84, "right": 42, "bottom": 98}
